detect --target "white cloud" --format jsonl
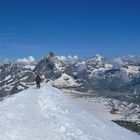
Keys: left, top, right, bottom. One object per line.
{"left": 57, "top": 56, "right": 66, "bottom": 61}
{"left": 16, "top": 56, "right": 36, "bottom": 65}
{"left": 57, "top": 55, "right": 79, "bottom": 64}
{"left": 114, "top": 57, "right": 124, "bottom": 65}
{"left": 0, "top": 58, "right": 11, "bottom": 65}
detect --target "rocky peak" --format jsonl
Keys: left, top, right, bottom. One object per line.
{"left": 31, "top": 52, "right": 64, "bottom": 81}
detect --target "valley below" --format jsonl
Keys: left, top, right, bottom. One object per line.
{"left": 61, "top": 88, "right": 140, "bottom": 134}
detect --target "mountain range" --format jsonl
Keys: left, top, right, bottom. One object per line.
{"left": 1, "top": 52, "right": 140, "bottom": 103}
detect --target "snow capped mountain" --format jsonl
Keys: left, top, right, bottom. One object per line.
{"left": 0, "top": 83, "right": 139, "bottom": 140}
{"left": 112, "top": 56, "right": 140, "bottom": 78}
{"left": 49, "top": 73, "right": 80, "bottom": 88}
{"left": 33, "top": 52, "right": 65, "bottom": 80}
{"left": 0, "top": 62, "right": 31, "bottom": 96}
{"left": 86, "top": 55, "right": 113, "bottom": 78}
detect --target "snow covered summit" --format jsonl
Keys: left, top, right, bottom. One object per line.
{"left": 0, "top": 84, "right": 139, "bottom": 140}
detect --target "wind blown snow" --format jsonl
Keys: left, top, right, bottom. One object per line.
{"left": 0, "top": 84, "right": 139, "bottom": 140}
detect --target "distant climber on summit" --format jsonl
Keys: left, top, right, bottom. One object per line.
{"left": 35, "top": 74, "right": 41, "bottom": 88}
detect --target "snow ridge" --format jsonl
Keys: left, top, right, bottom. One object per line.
{"left": 0, "top": 84, "right": 139, "bottom": 140}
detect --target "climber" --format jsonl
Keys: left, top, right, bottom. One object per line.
{"left": 35, "top": 74, "right": 41, "bottom": 88}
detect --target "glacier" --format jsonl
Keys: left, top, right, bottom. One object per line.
{"left": 0, "top": 83, "right": 139, "bottom": 140}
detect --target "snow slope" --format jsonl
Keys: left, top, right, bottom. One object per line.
{"left": 0, "top": 84, "right": 139, "bottom": 140}
{"left": 50, "top": 73, "right": 79, "bottom": 87}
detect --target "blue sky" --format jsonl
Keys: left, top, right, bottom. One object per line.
{"left": 0, "top": 0, "right": 140, "bottom": 60}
